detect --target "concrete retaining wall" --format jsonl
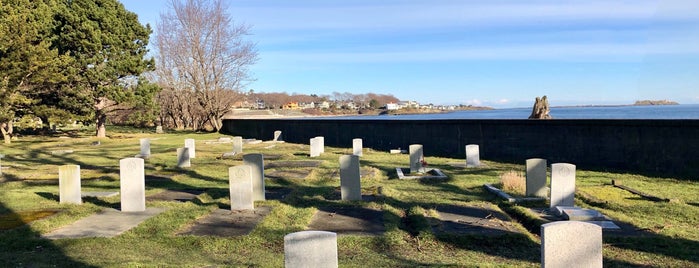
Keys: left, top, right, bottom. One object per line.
{"left": 221, "top": 118, "right": 699, "bottom": 179}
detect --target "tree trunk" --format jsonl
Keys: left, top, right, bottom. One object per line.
{"left": 96, "top": 112, "right": 107, "bottom": 138}
{"left": 1, "top": 121, "right": 12, "bottom": 144}
{"left": 210, "top": 115, "right": 222, "bottom": 132}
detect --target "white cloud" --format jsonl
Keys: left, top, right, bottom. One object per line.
{"left": 464, "top": 99, "right": 483, "bottom": 106}
{"left": 496, "top": 99, "right": 510, "bottom": 104}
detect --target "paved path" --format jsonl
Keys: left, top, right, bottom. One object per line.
{"left": 43, "top": 207, "right": 167, "bottom": 239}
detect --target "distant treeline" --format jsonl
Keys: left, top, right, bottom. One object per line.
{"left": 633, "top": 100, "right": 679, "bottom": 106}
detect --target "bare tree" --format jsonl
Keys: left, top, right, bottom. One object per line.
{"left": 154, "top": 0, "right": 257, "bottom": 131}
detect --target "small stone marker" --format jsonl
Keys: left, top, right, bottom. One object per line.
{"left": 550, "top": 163, "right": 576, "bottom": 208}
{"left": 229, "top": 165, "right": 254, "bottom": 210}
{"left": 526, "top": 158, "right": 547, "bottom": 197}
{"left": 59, "top": 165, "right": 82, "bottom": 204}
{"left": 352, "top": 138, "right": 363, "bottom": 156}
{"left": 177, "top": 147, "right": 191, "bottom": 168}
{"left": 273, "top": 130, "right": 282, "bottom": 141}
{"left": 409, "top": 144, "right": 423, "bottom": 173}
{"left": 465, "top": 144, "right": 480, "bottom": 167}
{"left": 316, "top": 136, "right": 325, "bottom": 153}
{"left": 340, "top": 155, "right": 361, "bottom": 201}
{"left": 541, "top": 221, "right": 602, "bottom": 268}
{"left": 310, "top": 137, "right": 322, "bottom": 157}
{"left": 243, "top": 153, "right": 265, "bottom": 201}
{"left": 120, "top": 158, "right": 146, "bottom": 212}
{"left": 232, "top": 136, "right": 243, "bottom": 154}
{"left": 139, "top": 138, "right": 151, "bottom": 158}
{"left": 284, "top": 231, "right": 338, "bottom": 268}
{"left": 184, "top": 138, "right": 196, "bottom": 158}
{"left": 155, "top": 125, "right": 164, "bottom": 134}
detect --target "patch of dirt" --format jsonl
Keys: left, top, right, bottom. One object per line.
{"left": 147, "top": 189, "right": 204, "bottom": 202}
{"left": 308, "top": 206, "right": 385, "bottom": 235}
{"left": 177, "top": 207, "right": 272, "bottom": 237}
{"left": 266, "top": 168, "right": 313, "bottom": 180}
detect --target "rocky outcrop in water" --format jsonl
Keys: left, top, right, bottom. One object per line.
{"left": 529, "top": 96, "right": 552, "bottom": 119}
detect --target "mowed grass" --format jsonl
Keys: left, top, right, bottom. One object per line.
{"left": 0, "top": 127, "right": 697, "bottom": 267}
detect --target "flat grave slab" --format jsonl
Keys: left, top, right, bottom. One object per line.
{"left": 265, "top": 160, "right": 322, "bottom": 168}
{"left": 43, "top": 207, "right": 167, "bottom": 239}
{"left": 561, "top": 207, "right": 606, "bottom": 221}
{"left": 82, "top": 191, "right": 119, "bottom": 198}
{"left": 265, "top": 169, "right": 313, "bottom": 180}
{"left": 178, "top": 207, "right": 272, "bottom": 237}
{"left": 431, "top": 205, "right": 522, "bottom": 235}
{"left": 228, "top": 154, "right": 283, "bottom": 161}
{"left": 146, "top": 189, "right": 204, "bottom": 202}
{"left": 396, "top": 168, "right": 447, "bottom": 180}
{"left": 308, "top": 207, "right": 385, "bottom": 236}
{"left": 525, "top": 207, "right": 642, "bottom": 235}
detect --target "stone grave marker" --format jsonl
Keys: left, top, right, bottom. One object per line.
{"left": 139, "top": 138, "right": 151, "bottom": 158}
{"left": 409, "top": 144, "right": 424, "bottom": 173}
{"left": 466, "top": 144, "right": 480, "bottom": 167}
{"left": 120, "top": 158, "right": 146, "bottom": 212}
{"left": 243, "top": 153, "right": 265, "bottom": 201}
{"left": 59, "top": 165, "right": 82, "bottom": 204}
{"left": 229, "top": 165, "right": 254, "bottom": 210}
{"left": 232, "top": 136, "right": 243, "bottom": 154}
{"left": 352, "top": 138, "right": 363, "bottom": 156}
{"left": 339, "top": 155, "right": 361, "bottom": 201}
{"left": 526, "top": 158, "right": 547, "bottom": 197}
{"left": 177, "top": 147, "right": 191, "bottom": 168}
{"left": 155, "top": 125, "right": 164, "bottom": 134}
{"left": 273, "top": 130, "right": 282, "bottom": 141}
{"left": 316, "top": 136, "right": 325, "bottom": 153}
{"left": 310, "top": 137, "right": 322, "bottom": 157}
{"left": 284, "top": 231, "right": 338, "bottom": 268}
{"left": 550, "top": 163, "right": 576, "bottom": 208}
{"left": 541, "top": 221, "right": 602, "bottom": 268}
{"left": 184, "top": 138, "right": 196, "bottom": 158}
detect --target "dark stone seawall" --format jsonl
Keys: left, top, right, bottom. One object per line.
{"left": 221, "top": 119, "right": 699, "bottom": 180}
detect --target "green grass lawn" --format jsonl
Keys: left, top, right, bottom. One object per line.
{"left": 0, "top": 127, "right": 697, "bottom": 267}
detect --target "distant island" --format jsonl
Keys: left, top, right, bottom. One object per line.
{"left": 633, "top": 100, "right": 679, "bottom": 106}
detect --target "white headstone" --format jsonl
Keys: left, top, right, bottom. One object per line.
{"left": 120, "top": 158, "right": 145, "bottom": 212}
{"left": 229, "top": 165, "right": 254, "bottom": 210}
{"left": 273, "top": 130, "right": 282, "bottom": 141}
{"left": 177, "top": 147, "right": 191, "bottom": 168}
{"left": 409, "top": 144, "right": 423, "bottom": 173}
{"left": 465, "top": 144, "right": 480, "bottom": 167}
{"left": 352, "top": 138, "right": 363, "bottom": 156}
{"left": 243, "top": 153, "right": 265, "bottom": 201}
{"left": 340, "top": 155, "right": 361, "bottom": 201}
{"left": 316, "top": 136, "right": 325, "bottom": 153}
{"left": 59, "top": 165, "right": 82, "bottom": 204}
{"left": 526, "top": 158, "right": 548, "bottom": 197}
{"left": 139, "top": 138, "right": 151, "bottom": 158}
{"left": 184, "top": 138, "right": 196, "bottom": 158}
{"left": 232, "top": 136, "right": 243, "bottom": 154}
{"left": 550, "top": 163, "right": 576, "bottom": 208}
{"left": 284, "top": 231, "right": 338, "bottom": 268}
{"left": 541, "top": 221, "right": 602, "bottom": 268}
{"left": 155, "top": 125, "right": 163, "bottom": 134}
{"left": 310, "top": 137, "right": 322, "bottom": 157}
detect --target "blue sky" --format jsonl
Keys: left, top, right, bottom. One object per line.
{"left": 120, "top": 0, "right": 699, "bottom": 108}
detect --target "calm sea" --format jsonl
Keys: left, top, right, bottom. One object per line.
{"left": 322, "top": 104, "right": 699, "bottom": 120}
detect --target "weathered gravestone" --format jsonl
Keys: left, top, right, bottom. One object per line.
{"left": 229, "top": 165, "right": 254, "bottom": 210}
{"left": 273, "top": 130, "right": 282, "bottom": 141}
{"left": 316, "top": 136, "right": 325, "bottom": 153}
{"left": 243, "top": 153, "right": 265, "bottom": 201}
{"left": 409, "top": 144, "right": 424, "bottom": 173}
{"left": 550, "top": 163, "right": 576, "bottom": 209}
{"left": 541, "top": 221, "right": 602, "bottom": 268}
{"left": 340, "top": 155, "right": 361, "bottom": 201}
{"left": 232, "top": 136, "right": 243, "bottom": 154}
{"left": 284, "top": 231, "right": 338, "bottom": 268}
{"left": 177, "top": 147, "right": 191, "bottom": 168}
{"left": 352, "top": 138, "right": 363, "bottom": 156}
{"left": 310, "top": 137, "right": 322, "bottom": 157}
{"left": 526, "top": 158, "right": 548, "bottom": 197}
{"left": 184, "top": 138, "right": 196, "bottom": 158}
{"left": 59, "top": 165, "right": 82, "bottom": 204}
{"left": 120, "top": 158, "right": 146, "bottom": 212}
{"left": 465, "top": 144, "right": 480, "bottom": 167}
{"left": 139, "top": 138, "right": 150, "bottom": 158}
{"left": 155, "top": 125, "right": 164, "bottom": 134}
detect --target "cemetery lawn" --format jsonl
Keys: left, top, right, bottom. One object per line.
{"left": 0, "top": 128, "right": 697, "bottom": 267}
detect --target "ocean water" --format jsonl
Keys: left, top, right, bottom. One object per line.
{"left": 322, "top": 104, "right": 699, "bottom": 120}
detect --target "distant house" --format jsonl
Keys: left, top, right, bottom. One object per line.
{"left": 282, "top": 102, "right": 300, "bottom": 110}
{"left": 302, "top": 102, "right": 316, "bottom": 109}
{"left": 318, "top": 101, "right": 330, "bottom": 109}
{"left": 256, "top": 99, "right": 265, "bottom": 109}
{"left": 386, "top": 102, "right": 399, "bottom": 110}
